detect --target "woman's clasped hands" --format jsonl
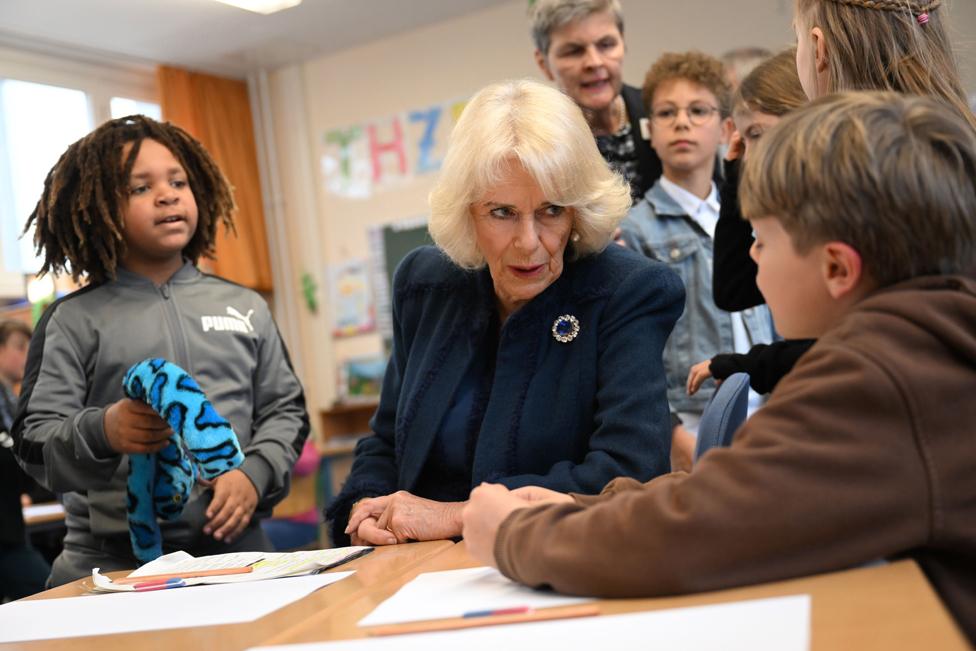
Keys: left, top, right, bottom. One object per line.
{"left": 345, "top": 485, "right": 574, "bottom": 548}
{"left": 345, "top": 491, "right": 466, "bottom": 546}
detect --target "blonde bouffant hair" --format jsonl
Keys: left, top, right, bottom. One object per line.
{"left": 740, "top": 91, "right": 976, "bottom": 286}
{"left": 428, "top": 79, "right": 631, "bottom": 269}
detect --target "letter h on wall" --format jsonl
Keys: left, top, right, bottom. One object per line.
{"left": 368, "top": 118, "right": 407, "bottom": 183}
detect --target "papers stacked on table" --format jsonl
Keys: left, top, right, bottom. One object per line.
{"left": 92, "top": 546, "right": 372, "bottom": 592}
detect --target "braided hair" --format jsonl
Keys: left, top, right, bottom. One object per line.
{"left": 795, "top": 0, "right": 975, "bottom": 132}
{"left": 826, "top": 0, "right": 940, "bottom": 12}
{"left": 25, "top": 115, "right": 236, "bottom": 284}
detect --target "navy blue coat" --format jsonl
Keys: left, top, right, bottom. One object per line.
{"left": 326, "top": 244, "right": 684, "bottom": 545}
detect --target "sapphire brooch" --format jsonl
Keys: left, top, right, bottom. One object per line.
{"left": 551, "top": 314, "right": 580, "bottom": 343}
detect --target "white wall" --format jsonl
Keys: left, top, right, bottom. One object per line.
{"left": 263, "top": 0, "right": 976, "bottom": 416}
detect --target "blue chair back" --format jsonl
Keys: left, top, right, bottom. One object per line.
{"left": 694, "top": 372, "right": 751, "bottom": 462}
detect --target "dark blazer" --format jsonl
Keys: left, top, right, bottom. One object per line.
{"left": 620, "top": 83, "right": 663, "bottom": 198}
{"left": 327, "top": 244, "right": 684, "bottom": 545}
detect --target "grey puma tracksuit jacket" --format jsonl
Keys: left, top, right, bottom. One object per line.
{"left": 11, "top": 262, "right": 309, "bottom": 554}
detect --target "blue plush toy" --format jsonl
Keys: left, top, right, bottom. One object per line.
{"left": 122, "top": 358, "right": 245, "bottom": 564}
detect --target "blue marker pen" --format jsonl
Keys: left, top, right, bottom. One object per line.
{"left": 462, "top": 606, "right": 531, "bottom": 618}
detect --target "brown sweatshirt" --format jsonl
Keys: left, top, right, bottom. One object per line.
{"left": 494, "top": 275, "right": 976, "bottom": 643}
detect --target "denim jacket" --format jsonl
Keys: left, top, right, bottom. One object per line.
{"left": 621, "top": 181, "right": 773, "bottom": 413}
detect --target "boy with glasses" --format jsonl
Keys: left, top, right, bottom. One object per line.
{"left": 619, "top": 52, "right": 773, "bottom": 471}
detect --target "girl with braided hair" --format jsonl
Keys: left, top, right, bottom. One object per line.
{"left": 794, "top": 0, "right": 976, "bottom": 130}
{"left": 685, "top": 2, "right": 976, "bottom": 405}
{"left": 12, "top": 115, "right": 309, "bottom": 586}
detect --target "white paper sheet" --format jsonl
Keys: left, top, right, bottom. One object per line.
{"left": 357, "top": 566, "right": 594, "bottom": 627}
{"left": 0, "top": 571, "right": 354, "bottom": 643}
{"left": 104, "top": 547, "right": 373, "bottom": 592}
{"left": 126, "top": 548, "right": 372, "bottom": 578}
{"left": 88, "top": 547, "right": 371, "bottom": 591}
{"left": 253, "top": 594, "right": 811, "bottom": 651}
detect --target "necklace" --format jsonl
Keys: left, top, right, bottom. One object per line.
{"left": 587, "top": 95, "right": 626, "bottom": 136}
{"left": 612, "top": 94, "right": 627, "bottom": 134}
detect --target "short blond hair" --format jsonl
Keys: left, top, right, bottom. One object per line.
{"left": 740, "top": 91, "right": 976, "bottom": 286}
{"left": 428, "top": 80, "right": 631, "bottom": 269}
{"left": 643, "top": 51, "right": 733, "bottom": 118}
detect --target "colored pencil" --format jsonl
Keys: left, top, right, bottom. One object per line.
{"left": 114, "top": 565, "right": 253, "bottom": 585}
{"left": 365, "top": 604, "right": 600, "bottom": 637}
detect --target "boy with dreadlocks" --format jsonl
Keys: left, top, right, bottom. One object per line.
{"left": 11, "top": 115, "right": 309, "bottom": 586}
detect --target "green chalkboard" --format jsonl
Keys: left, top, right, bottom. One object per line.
{"left": 381, "top": 222, "right": 434, "bottom": 289}
{"left": 369, "top": 219, "right": 434, "bottom": 351}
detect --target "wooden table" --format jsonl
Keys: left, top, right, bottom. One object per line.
{"left": 4, "top": 541, "right": 970, "bottom": 650}
{"left": 261, "top": 542, "right": 971, "bottom": 650}
{"left": 0, "top": 540, "right": 452, "bottom": 651}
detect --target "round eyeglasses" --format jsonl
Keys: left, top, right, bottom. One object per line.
{"left": 650, "top": 103, "right": 720, "bottom": 127}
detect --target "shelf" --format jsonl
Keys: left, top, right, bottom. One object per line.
{"left": 319, "top": 401, "right": 378, "bottom": 444}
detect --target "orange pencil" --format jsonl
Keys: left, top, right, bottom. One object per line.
{"left": 365, "top": 604, "right": 600, "bottom": 637}
{"left": 113, "top": 565, "right": 254, "bottom": 585}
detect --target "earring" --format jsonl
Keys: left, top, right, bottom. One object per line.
{"left": 571, "top": 231, "right": 581, "bottom": 243}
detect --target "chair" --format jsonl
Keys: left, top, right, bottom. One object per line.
{"left": 694, "top": 372, "right": 751, "bottom": 462}
{"left": 261, "top": 455, "right": 322, "bottom": 551}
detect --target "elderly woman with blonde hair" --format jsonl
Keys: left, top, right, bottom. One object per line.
{"left": 327, "top": 79, "right": 683, "bottom": 547}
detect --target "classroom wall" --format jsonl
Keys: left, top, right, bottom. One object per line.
{"left": 264, "top": 0, "right": 976, "bottom": 418}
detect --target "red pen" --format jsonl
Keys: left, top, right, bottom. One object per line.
{"left": 462, "top": 606, "right": 531, "bottom": 618}
{"left": 133, "top": 577, "right": 186, "bottom": 592}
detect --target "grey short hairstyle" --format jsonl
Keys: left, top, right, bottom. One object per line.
{"left": 428, "top": 80, "right": 632, "bottom": 269}
{"left": 529, "top": 0, "right": 624, "bottom": 55}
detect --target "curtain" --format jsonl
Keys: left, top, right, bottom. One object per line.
{"left": 157, "top": 66, "right": 273, "bottom": 292}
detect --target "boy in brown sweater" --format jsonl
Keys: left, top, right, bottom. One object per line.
{"left": 462, "top": 92, "right": 976, "bottom": 643}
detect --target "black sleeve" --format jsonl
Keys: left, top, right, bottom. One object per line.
{"left": 710, "top": 339, "right": 817, "bottom": 394}
{"left": 713, "top": 159, "right": 765, "bottom": 311}
{"left": 620, "top": 84, "right": 662, "bottom": 196}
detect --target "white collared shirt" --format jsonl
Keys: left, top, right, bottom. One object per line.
{"left": 658, "top": 176, "right": 721, "bottom": 238}
{"left": 658, "top": 177, "right": 764, "bottom": 429}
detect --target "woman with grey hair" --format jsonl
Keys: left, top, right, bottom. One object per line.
{"left": 530, "top": 0, "right": 661, "bottom": 201}
{"left": 327, "top": 80, "right": 682, "bottom": 547}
